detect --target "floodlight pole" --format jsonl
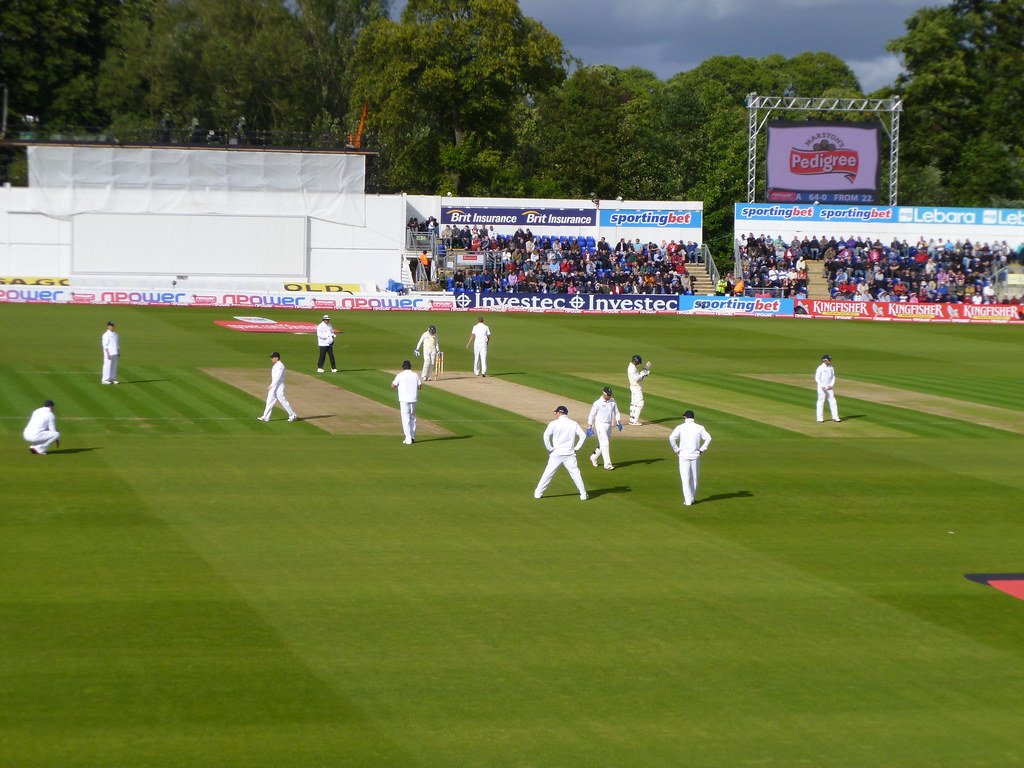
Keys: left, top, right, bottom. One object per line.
{"left": 745, "top": 93, "right": 903, "bottom": 205}
{"left": 0, "top": 84, "right": 8, "bottom": 141}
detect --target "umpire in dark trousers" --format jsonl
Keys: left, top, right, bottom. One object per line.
{"left": 316, "top": 314, "right": 337, "bottom": 373}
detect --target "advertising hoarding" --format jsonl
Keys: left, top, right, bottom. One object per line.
{"left": 766, "top": 121, "right": 882, "bottom": 204}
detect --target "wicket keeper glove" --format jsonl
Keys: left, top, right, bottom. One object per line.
{"left": 414, "top": 349, "right": 420, "bottom": 357}
{"left": 617, "top": 423, "right": 623, "bottom": 432}
{"left": 586, "top": 427, "right": 594, "bottom": 438}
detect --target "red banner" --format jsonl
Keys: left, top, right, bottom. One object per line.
{"left": 795, "top": 299, "right": 1022, "bottom": 323}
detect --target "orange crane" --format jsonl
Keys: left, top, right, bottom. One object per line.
{"left": 347, "top": 103, "right": 368, "bottom": 149}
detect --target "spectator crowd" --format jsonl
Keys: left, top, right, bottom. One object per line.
{"left": 442, "top": 225, "right": 706, "bottom": 295}
{"left": 738, "top": 233, "right": 1024, "bottom": 304}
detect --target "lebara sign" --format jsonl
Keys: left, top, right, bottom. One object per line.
{"left": 441, "top": 206, "right": 596, "bottom": 227}
{"left": 735, "top": 203, "right": 1024, "bottom": 229}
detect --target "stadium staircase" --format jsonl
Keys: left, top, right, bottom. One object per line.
{"left": 688, "top": 269, "right": 715, "bottom": 296}
{"left": 806, "top": 268, "right": 831, "bottom": 299}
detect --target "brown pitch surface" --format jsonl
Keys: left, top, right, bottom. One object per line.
{"left": 203, "top": 368, "right": 453, "bottom": 436}
{"left": 427, "top": 371, "right": 673, "bottom": 437}
{"left": 749, "top": 374, "right": 1024, "bottom": 435}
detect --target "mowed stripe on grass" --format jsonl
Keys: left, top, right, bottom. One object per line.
{"left": 203, "top": 368, "right": 452, "bottom": 436}
{"left": 428, "top": 371, "right": 672, "bottom": 437}
{"left": 750, "top": 375, "right": 1024, "bottom": 435}
{"left": 639, "top": 375, "right": 910, "bottom": 438}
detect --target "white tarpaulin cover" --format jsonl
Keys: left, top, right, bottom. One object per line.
{"left": 28, "top": 146, "right": 365, "bottom": 225}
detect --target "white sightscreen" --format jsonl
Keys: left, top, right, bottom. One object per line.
{"left": 29, "top": 146, "right": 365, "bottom": 225}
{"left": 72, "top": 214, "right": 307, "bottom": 276}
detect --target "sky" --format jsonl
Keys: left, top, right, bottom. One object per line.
{"left": 399, "top": 0, "right": 937, "bottom": 94}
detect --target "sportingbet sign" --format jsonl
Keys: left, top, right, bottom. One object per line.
{"left": 599, "top": 209, "right": 702, "bottom": 229}
{"left": 766, "top": 121, "right": 882, "bottom": 204}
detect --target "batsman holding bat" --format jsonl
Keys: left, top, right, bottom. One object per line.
{"left": 414, "top": 324, "right": 441, "bottom": 381}
{"left": 626, "top": 354, "right": 652, "bottom": 425}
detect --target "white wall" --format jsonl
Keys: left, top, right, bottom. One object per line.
{"left": 73, "top": 213, "right": 307, "bottom": 277}
{"left": 1, "top": 184, "right": 703, "bottom": 292}
{"left": 0, "top": 186, "right": 72, "bottom": 277}
{"left": 309, "top": 195, "right": 406, "bottom": 289}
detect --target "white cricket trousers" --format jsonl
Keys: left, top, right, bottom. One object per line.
{"left": 590, "top": 424, "right": 614, "bottom": 468}
{"left": 420, "top": 352, "right": 437, "bottom": 381}
{"left": 678, "top": 456, "right": 701, "bottom": 506}
{"left": 102, "top": 354, "right": 119, "bottom": 383}
{"left": 24, "top": 427, "right": 61, "bottom": 454}
{"left": 262, "top": 384, "right": 296, "bottom": 420}
{"left": 816, "top": 388, "right": 839, "bottom": 421}
{"left": 399, "top": 400, "right": 417, "bottom": 443}
{"left": 629, "top": 385, "right": 644, "bottom": 422}
{"left": 473, "top": 345, "right": 488, "bottom": 375}
{"left": 534, "top": 453, "right": 587, "bottom": 499}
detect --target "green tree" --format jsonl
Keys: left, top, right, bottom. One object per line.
{"left": 293, "top": 0, "right": 389, "bottom": 127}
{"left": 888, "top": 0, "right": 1024, "bottom": 205}
{"left": 350, "top": 0, "right": 568, "bottom": 193}
{"left": 0, "top": 0, "right": 122, "bottom": 127}
{"left": 530, "top": 66, "right": 633, "bottom": 199}
{"left": 97, "top": 0, "right": 311, "bottom": 134}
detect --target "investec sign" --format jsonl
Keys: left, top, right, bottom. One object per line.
{"left": 441, "top": 206, "right": 596, "bottom": 227}
{"left": 453, "top": 291, "right": 678, "bottom": 313}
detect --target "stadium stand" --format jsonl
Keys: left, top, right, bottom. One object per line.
{"left": 439, "top": 225, "right": 708, "bottom": 295}
{"left": 737, "top": 233, "right": 1024, "bottom": 304}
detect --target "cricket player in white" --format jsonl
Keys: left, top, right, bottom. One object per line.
{"left": 815, "top": 354, "right": 841, "bottom": 423}
{"left": 101, "top": 321, "right": 120, "bottom": 384}
{"left": 626, "top": 354, "right": 651, "bottom": 425}
{"left": 668, "top": 409, "right": 712, "bottom": 506}
{"left": 391, "top": 359, "right": 422, "bottom": 444}
{"left": 414, "top": 324, "right": 441, "bottom": 381}
{"left": 466, "top": 316, "right": 491, "bottom": 376}
{"left": 24, "top": 399, "right": 60, "bottom": 455}
{"left": 258, "top": 352, "right": 298, "bottom": 422}
{"left": 587, "top": 386, "right": 623, "bottom": 470}
{"left": 534, "top": 405, "right": 588, "bottom": 500}
{"left": 316, "top": 314, "right": 337, "bottom": 373}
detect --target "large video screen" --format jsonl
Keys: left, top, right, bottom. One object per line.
{"left": 765, "top": 120, "right": 881, "bottom": 204}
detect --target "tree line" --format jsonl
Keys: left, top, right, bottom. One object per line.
{"left": 2, "top": 0, "right": 1022, "bottom": 255}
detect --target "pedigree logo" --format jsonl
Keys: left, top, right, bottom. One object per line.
{"left": 790, "top": 135, "right": 858, "bottom": 182}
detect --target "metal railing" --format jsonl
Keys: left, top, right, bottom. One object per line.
{"left": 4, "top": 124, "right": 371, "bottom": 152}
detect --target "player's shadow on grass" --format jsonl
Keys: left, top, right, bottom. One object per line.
{"left": 122, "top": 379, "right": 170, "bottom": 385}
{"left": 587, "top": 485, "right": 630, "bottom": 499}
{"left": 615, "top": 458, "right": 665, "bottom": 468}
{"left": 417, "top": 435, "right": 472, "bottom": 443}
{"left": 701, "top": 490, "right": 754, "bottom": 502}
{"left": 50, "top": 447, "right": 101, "bottom": 454}
{"left": 838, "top": 414, "right": 866, "bottom": 421}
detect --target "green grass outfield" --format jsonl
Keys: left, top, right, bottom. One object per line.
{"left": 2, "top": 302, "right": 1023, "bottom": 768}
